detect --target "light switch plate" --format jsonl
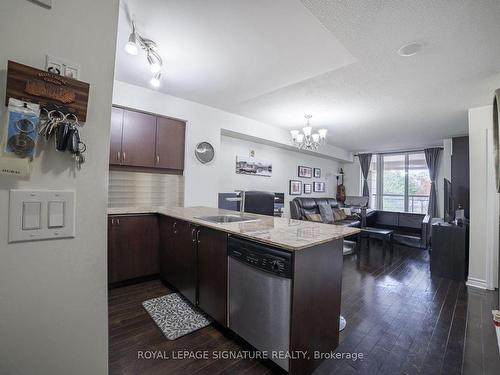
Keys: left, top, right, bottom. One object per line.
{"left": 9, "top": 189, "right": 76, "bottom": 243}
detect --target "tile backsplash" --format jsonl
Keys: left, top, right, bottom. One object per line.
{"left": 108, "top": 170, "right": 184, "bottom": 208}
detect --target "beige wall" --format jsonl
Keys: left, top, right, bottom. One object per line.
{"left": 0, "top": 1, "right": 119, "bottom": 374}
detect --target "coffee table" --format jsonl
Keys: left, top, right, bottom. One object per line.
{"left": 357, "top": 227, "right": 394, "bottom": 259}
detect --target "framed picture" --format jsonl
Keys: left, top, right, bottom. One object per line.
{"left": 313, "top": 181, "right": 326, "bottom": 193}
{"left": 289, "top": 180, "right": 302, "bottom": 195}
{"left": 303, "top": 183, "right": 312, "bottom": 194}
{"left": 313, "top": 168, "right": 321, "bottom": 178}
{"left": 236, "top": 156, "right": 272, "bottom": 177}
{"left": 298, "top": 166, "right": 312, "bottom": 178}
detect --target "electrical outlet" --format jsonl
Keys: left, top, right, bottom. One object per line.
{"left": 46, "top": 55, "right": 81, "bottom": 80}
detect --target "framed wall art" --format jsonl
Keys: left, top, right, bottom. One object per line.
{"left": 298, "top": 165, "right": 312, "bottom": 178}
{"left": 313, "top": 181, "right": 326, "bottom": 193}
{"left": 289, "top": 180, "right": 302, "bottom": 195}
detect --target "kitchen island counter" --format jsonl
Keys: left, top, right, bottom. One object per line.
{"left": 156, "top": 206, "right": 359, "bottom": 251}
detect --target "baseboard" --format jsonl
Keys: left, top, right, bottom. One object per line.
{"left": 466, "top": 277, "right": 488, "bottom": 289}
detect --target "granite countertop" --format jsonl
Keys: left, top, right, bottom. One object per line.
{"left": 108, "top": 206, "right": 360, "bottom": 251}
{"left": 157, "top": 206, "right": 360, "bottom": 251}
{"left": 108, "top": 206, "right": 165, "bottom": 215}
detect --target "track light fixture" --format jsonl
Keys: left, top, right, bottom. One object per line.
{"left": 124, "top": 21, "right": 163, "bottom": 88}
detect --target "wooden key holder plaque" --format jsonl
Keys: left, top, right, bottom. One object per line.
{"left": 5, "top": 60, "right": 90, "bottom": 122}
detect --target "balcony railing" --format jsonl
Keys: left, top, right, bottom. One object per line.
{"left": 371, "top": 194, "right": 429, "bottom": 214}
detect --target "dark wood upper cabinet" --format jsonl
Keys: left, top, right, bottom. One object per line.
{"left": 108, "top": 215, "right": 159, "bottom": 284}
{"left": 155, "top": 117, "right": 186, "bottom": 170}
{"left": 109, "top": 107, "right": 123, "bottom": 166}
{"left": 109, "top": 106, "right": 186, "bottom": 172}
{"left": 197, "top": 227, "right": 228, "bottom": 326}
{"left": 121, "top": 110, "right": 157, "bottom": 168}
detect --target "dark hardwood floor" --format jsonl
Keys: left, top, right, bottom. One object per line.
{"left": 109, "top": 242, "right": 500, "bottom": 374}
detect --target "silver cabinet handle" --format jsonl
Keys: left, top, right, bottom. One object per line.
{"left": 173, "top": 222, "right": 177, "bottom": 234}
{"left": 156, "top": 155, "right": 160, "bottom": 165}
{"left": 196, "top": 229, "right": 201, "bottom": 244}
{"left": 111, "top": 218, "right": 115, "bottom": 225}
{"left": 117, "top": 151, "right": 121, "bottom": 162}
{"left": 116, "top": 218, "right": 120, "bottom": 225}
{"left": 191, "top": 227, "right": 197, "bottom": 242}
{"left": 122, "top": 152, "right": 126, "bottom": 162}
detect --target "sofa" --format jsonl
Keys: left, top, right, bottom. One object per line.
{"left": 290, "top": 197, "right": 430, "bottom": 249}
{"left": 365, "top": 210, "right": 430, "bottom": 249}
{"left": 289, "top": 197, "right": 361, "bottom": 227}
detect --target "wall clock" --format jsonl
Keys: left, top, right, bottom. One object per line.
{"left": 194, "top": 142, "right": 215, "bottom": 164}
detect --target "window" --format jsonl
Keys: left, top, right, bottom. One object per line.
{"left": 362, "top": 152, "right": 430, "bottom": 214}
{"left": 382, "top": 154, "right": 406, "bottom": 212}
{"left": 407, "top": 153, "right": 431, "bottom": 214}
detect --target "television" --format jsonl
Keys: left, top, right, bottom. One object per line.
{"left": 443, "top": 178, "right": 453, "bottom": 222}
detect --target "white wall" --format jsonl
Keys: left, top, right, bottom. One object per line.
{"left": 220, "top": 135, "right": 339, "bottom": 216}
{"left": 112, "top": 81, "right": 352, "bottom": 210}
{"left": 0, "top": 1, "right": 118, "bottom": 374}
{"left": 468, "top": 105, "right": 499, "bottom": 290}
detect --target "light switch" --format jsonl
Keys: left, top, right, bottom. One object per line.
{"left": 9, "top": 189, "right": 76, "bottom": 243}
{"left": 48, "top": 201, "right": 65, "bottom": 228}
{"left": 22, "top": 202, "right": 41, "bottom": 230}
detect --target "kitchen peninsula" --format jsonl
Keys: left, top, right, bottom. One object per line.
{"left": 109, "top": 206, "right": 359, "bottom": 374}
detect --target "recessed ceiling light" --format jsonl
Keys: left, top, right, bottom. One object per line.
{"left": 397, "top": 42, "right": 423, "bottom": 57}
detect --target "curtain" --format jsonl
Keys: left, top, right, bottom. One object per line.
{"left": 358, "top": 153, "right": 372, "bottom": 197}
{"left": 424, "top": 148, "right": 442, "bottom": 217}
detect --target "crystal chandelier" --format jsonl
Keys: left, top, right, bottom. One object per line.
{"left": 290, "top": 115, "right": 327, "bottom": 151}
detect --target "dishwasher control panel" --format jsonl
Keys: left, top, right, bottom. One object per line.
{"left": 228, "top": 237, "right": 292, "bottom": 278}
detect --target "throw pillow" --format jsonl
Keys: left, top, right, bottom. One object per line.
{"left": 342, "top": 207, "right": 352, "bottom": 216}
{"left": 333, "top": 208, "right": 347, "bottom": 222}
{"left": 319, "top": 204, "right": 335, "bottom": 224}
{"left": 305, "top": 213, "right": 322, "bottom": 222}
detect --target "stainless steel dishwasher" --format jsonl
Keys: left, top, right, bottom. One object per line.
{"left": 228, "top": 236, "right": 292, "bottom": 371}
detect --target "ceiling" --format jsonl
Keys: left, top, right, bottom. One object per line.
{"left": 115, "top": 0, "right": 500, "bottom": 153}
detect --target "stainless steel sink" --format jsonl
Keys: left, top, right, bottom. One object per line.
{"left": 196, "top": 214, "right": 258, "bottom": 224}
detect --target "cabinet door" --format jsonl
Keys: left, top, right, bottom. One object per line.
{"left": 197, "top": 227, "right": 228, "bottom": 326}
{"left": 121, "top": 110, "right": 157, "bottom": 167}
{"left": 109, "top": 107, "right": 124, "bottom": 165}
{"left": 159, "top": 215, "right": 176, "bottom": 281}
{"left": 108, "top": 215, "right": 159, "bottom": 283}
{"left": 155, "top": 117, "right": 186, "bottom": 170}
{"left": 159, "top": 217, "right": 197, "bottom": 304}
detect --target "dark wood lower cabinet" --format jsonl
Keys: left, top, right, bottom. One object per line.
{"left": 197, "top": 227, "right": 228, "bottom": 326}
{"left": 159, "top": 217, "right": 228, "bottom": 326}
{"left": 159, "top": 216, "right": 197, "bottom": 304}
{"left": 108, "top": 215, "right": 159, "bottom": 284}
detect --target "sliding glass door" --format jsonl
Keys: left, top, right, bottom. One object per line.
{"left": 408, "top": 153, "right": 431, "bottom": 214}
{"left": 382, "top": 154, "right": 406, "bottom": 212}
{"left": 371, "top": 152, "right": 430, "bottom": 214}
